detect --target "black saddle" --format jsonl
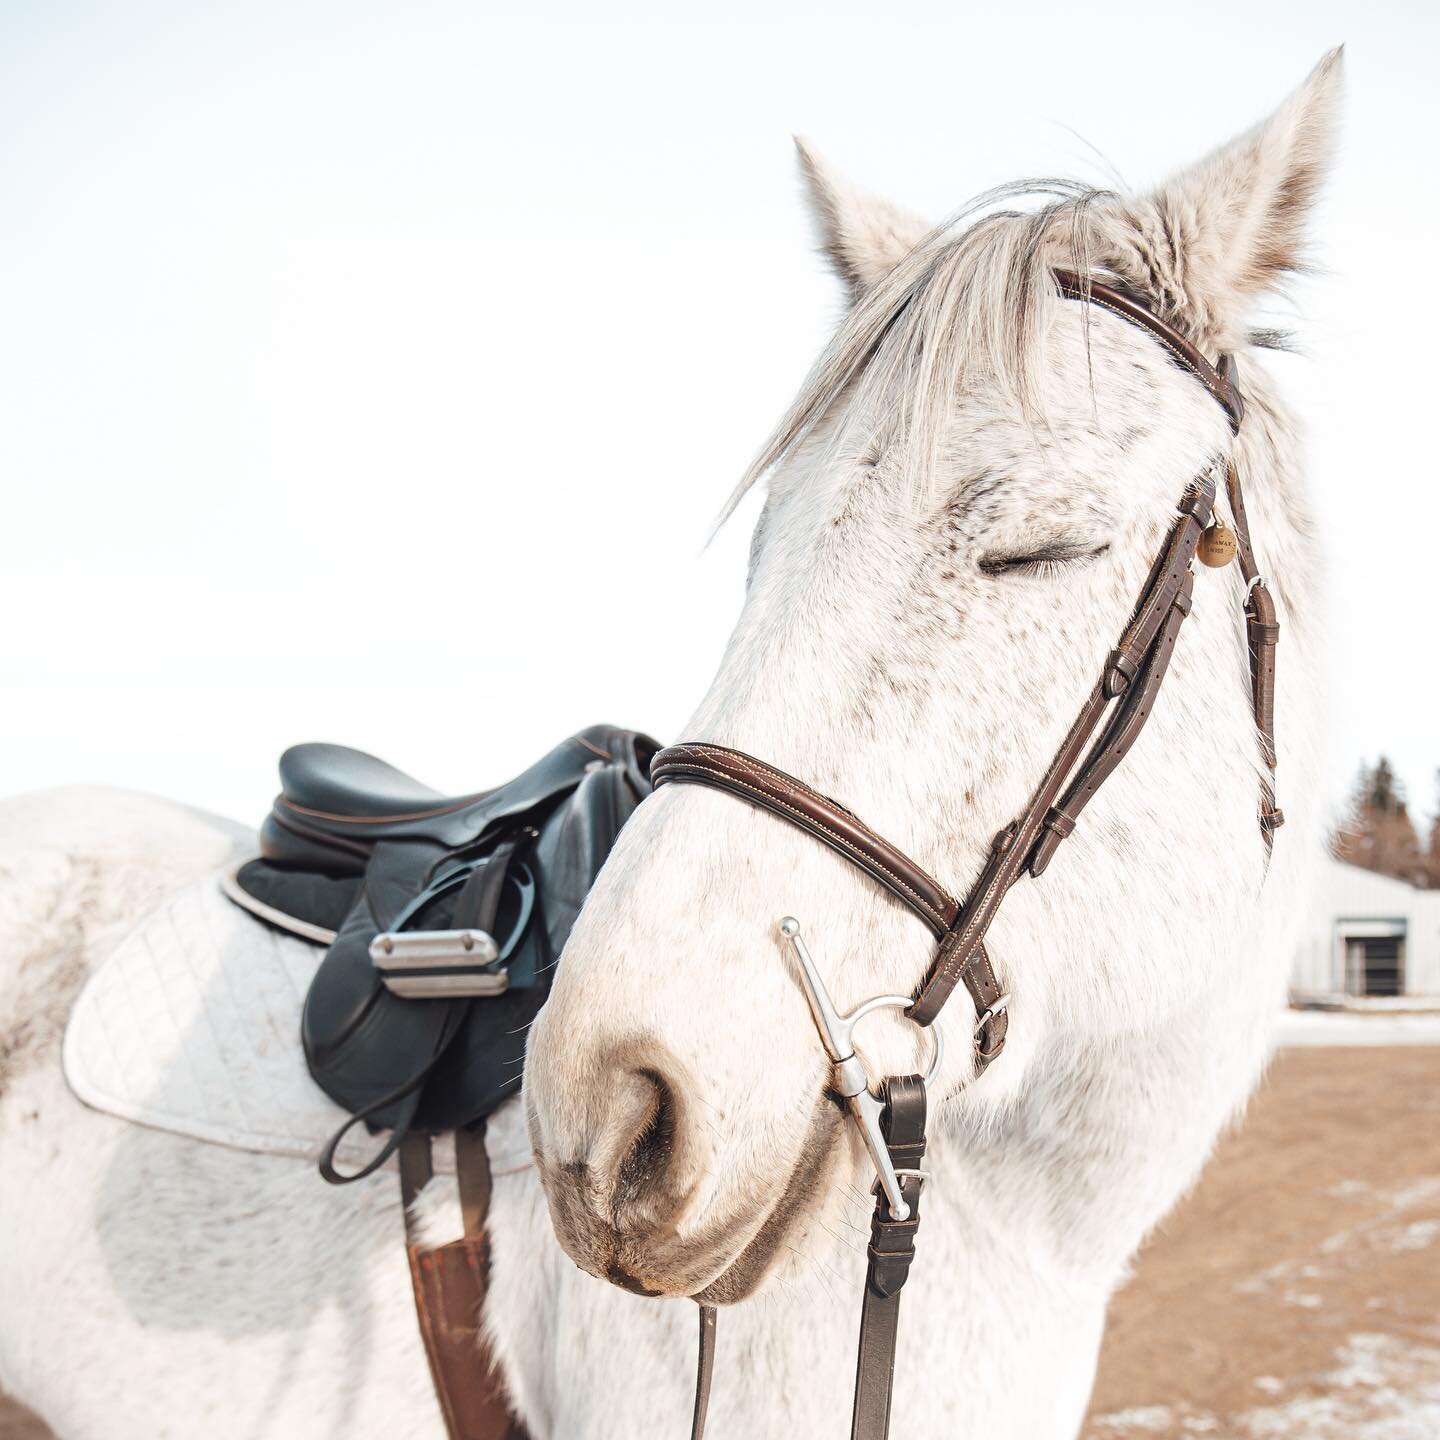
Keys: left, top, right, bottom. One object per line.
{"left": 224, "top": 723, "right": 658, "bottom": 1180}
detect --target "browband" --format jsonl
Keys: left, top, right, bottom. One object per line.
{"left": 653, "top": 269, "right": 1277, "bottom": 1058}
{"left": 1052, "top": 269, "right": 1245, "bottom": 432}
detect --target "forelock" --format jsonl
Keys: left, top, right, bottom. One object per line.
{"left": 719, "top": 181, "right": 1135, "bottom": 523}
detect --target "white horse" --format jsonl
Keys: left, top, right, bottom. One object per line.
{"left": 0, "top": 52, "right": 1338, "bottom": 1440}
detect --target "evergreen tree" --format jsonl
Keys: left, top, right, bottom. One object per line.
{"left": 1333, "top": 757, "right": 1428, "bottom": 886}
{"left": 1424, "top": 770, "right": 1440, "bottom": 890}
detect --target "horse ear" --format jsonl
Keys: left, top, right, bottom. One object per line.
{"left": 1110, "top": 48, "right": 1343, "bottom": 348}
{"left": 794, "top": 139, "right": 932, "bottom": 302}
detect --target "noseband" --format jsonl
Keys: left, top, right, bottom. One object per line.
{"left": 652, "top": 271, "right": 1282, "bottom": 1440}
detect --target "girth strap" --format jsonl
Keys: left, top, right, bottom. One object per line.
{"left": 399, "top": 1130, "right": 529, "bottom": 1440}
{"left": 851, "top": 1076, "right": 928, "bottom": 1440}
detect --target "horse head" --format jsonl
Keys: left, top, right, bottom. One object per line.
{"left": 525, "top": 53, "right": 1338, "bottom": 1315}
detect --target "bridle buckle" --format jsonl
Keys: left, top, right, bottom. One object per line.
{"left": 974, "top": 993, "right": 1011, "bottom": 1039}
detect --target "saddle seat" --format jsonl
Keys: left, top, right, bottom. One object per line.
{"left": 258, "top": 731, "right": 639, "bottom": 875}
{"left": 277, "top": 743, "right": 472, "bottom": 820}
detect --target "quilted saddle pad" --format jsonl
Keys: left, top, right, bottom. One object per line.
{"left": 62, "top": 868, "right": 534, "bottom": 1177}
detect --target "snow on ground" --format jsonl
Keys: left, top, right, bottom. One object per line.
{"left": 1090, "top": 1332, "right": 1440, "bottom": 1439}
{"left": 1275, "top": 1009, "right": 1440, "bottom": 1046}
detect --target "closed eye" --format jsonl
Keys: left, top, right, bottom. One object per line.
{"left": 979, "top": 541, "right": 1110, "bottom": 577}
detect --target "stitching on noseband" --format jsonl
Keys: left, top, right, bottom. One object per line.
{"left": 657, "top": 755, "right": 952, "bottom": 934}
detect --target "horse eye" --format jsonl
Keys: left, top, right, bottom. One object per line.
{"left": 979, "top": 542, "right": 1110, "bottom": 577}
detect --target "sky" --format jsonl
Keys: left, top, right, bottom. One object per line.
{"left": 1, "top": 0, "right": 1436, "bottom": 834}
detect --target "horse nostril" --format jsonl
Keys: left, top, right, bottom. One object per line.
{"left": 607, "top": 1065, "right": 697, "bottom": 1233}
{"left": 614, "top": 1070, "right": 674, "bottom": 1208}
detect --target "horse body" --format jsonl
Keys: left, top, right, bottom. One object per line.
{"left": 1, "top": 53, "right": 1338, "bottom": 1440}
{"left": 0, "top": 791, "right": 445, "bottom": 1438}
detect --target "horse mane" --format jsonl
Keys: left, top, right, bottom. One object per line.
{"left": 720, "top": 180, "right": 1120, "bottom": 523}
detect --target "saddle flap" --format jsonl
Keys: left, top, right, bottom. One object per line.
{"left": 293, "top": 729, "right": 657, "bottom": 1140}
{"left": 61, "top": 870, "right": 534, "bottom": 1178}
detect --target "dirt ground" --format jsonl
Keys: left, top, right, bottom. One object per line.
{"left": 1083, "top": 1043, "right": 1440, "bottom": 1438}
{"left": 0, "top": 1396, "right": 45, "bottom": 1440}
{"left": 3, "top": 1045, "right": 1436, "bottom": 1439}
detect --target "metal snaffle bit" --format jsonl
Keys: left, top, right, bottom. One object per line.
{"left": 778, "top": 917, "right": 942, "bottom": 1221}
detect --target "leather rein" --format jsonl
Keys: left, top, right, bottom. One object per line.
{"left": 652, "top": 270, "right": 1283, "bottom": 1440}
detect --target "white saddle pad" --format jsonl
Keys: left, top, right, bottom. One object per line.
{"left": 63, "top": 869, "right": 534, "bottom": 1177}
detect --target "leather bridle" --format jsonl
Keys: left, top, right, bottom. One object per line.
{"left": 652, "top": 270, "right": 1283, "bottom": 1440}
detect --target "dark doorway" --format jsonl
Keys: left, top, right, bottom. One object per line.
{"left": 1344, "top": 935, "right": 1404, "bottom": 997}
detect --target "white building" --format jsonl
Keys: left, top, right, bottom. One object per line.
{"left": 1291, "top": 856, "right": 1440, "bottom": 1003}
